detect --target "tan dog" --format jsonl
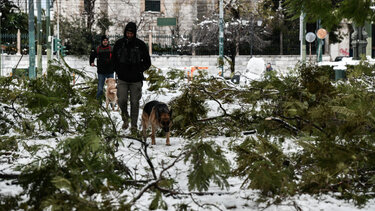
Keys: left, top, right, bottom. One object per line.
{"left": 105, "top": 78, "right": 118, "bottom": 111}
{"left": 142, "top": 101, "right": 172, "bottom": 145}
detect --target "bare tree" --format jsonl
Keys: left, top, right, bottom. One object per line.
{"left": 83, "top": 0, "right": 96, "bottom": 31}
{"left": 190, "top": 0, "right": 268, "bottom": 72}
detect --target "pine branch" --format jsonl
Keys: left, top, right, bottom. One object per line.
{"left": 128, "top": 179, "right": 160, "bottom": 206}
{"left": 0, "top": 173, "right": 19, "bottom": 180}
{"left": 291, "top": 115, "right": 326, "bottom": 134}
{"left": 118, "top": 135, "right": 144, "bottom": 143}
{"left": 190, "top": 193, "right": 224, "bottom": 211}
{"left": 293, "top": 201, "right": 303, "bottom": 211}
{"left": 265, "top": 116, "right": 299, "bottom": 135}
{"left": 156, "top": 186, "right": 235, "bottom": 196}
{"left": 198, "top": 115, "right": 226, "bottom": 122}
{"left": 100, "top": 104, "right": 118, "bottom": 134}
{"left": 202, "top": 87, "right": 231, "bottom": 117}
{"left": 198, "top": 86, "right": 243, "bottom": 124}
{"left": 118, "top": 134, "right": 158, "bottom": 180}
{"left": 117, "top": 134, "right": 158, "bottom": 179}
{"left": 141, "top": 142, "right": 158, "bottom": 180}
{"left": 3, "top": 94, "right": 24, "bottom": 122}
{"left": 127, "top": 151, "right": 186, "bottom": 207}
{"left": 260, "top": 199, "right": 302, "bottom": 211}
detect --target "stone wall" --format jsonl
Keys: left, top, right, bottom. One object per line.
{"left": 54, "top": 0, "right": 216, "bottom": 37}
{"left": 0, "top": 54, "right": 330, "bottom": 77}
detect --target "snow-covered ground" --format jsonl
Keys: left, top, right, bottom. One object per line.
{"left": 1, "top": 63, "right": 375, "bottom": 210}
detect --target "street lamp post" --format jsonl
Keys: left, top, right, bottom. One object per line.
{"left": 29, "top": 0, "right": 36, "bottom": 79}
{"left": 219, "top": 0, "right": 224, "bottom": 76}
{"left": 0, "top": 12, "right": 2, "bottom": 77}
{"left": 250, "top": 20, "right": 253, "bottom": 57}
{"left": 250, "top": 19, "right": 262, "bottom": 57}
{"left": 300, "top": 12, "right": 306, "bottom": 63}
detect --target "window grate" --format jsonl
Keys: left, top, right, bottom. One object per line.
{"left": 145, "top": 0, "right": 160, "bottom": 12}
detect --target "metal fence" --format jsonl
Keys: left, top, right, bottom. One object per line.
{"left": 1, "top": 33, "right": 317, "bottom": 56}
{"left": 0, "top": 34, "right": 29, "bottom": 54}
{"left": 91, "top": 34, "right": 179, "bottom": 55}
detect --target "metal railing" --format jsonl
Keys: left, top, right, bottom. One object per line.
{"left": 92, "top": 34, "right": 180, "bottom": 55}
{"left": 0, "top": 34, "right": 29, "bottom": 54}
{"left": 2, "top": 32, "right": 317, "bottom": 56}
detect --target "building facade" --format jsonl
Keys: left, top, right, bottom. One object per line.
{"left": 55, "top": 0, "right": 216, "bottom": 37}
{"left": 8, "top": 1, "right": 375, "bottom": 60}
{"left": 329, "top": 22, "right": 374, "bottom": 60}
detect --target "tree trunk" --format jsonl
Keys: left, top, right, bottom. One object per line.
{"left": 230, "top": 54, "right": 236, "bottom": 73}
{"left": 280, "top": 30, "right": 283, "bottom": 55}
{"left": 236, "top": 34, "right": 240, "bottom": 56}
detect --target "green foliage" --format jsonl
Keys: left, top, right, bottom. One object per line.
{"left": 3, "top": 58, "right": 375, "bottom": 208}
{"left": 233, "top": 63, "right": 375, "bottom": 205}
{"left": 0, "top": 194, "right": 23, "bottom": 211}
{"left": 17, "top": 129, "right": 130, "bottom": 210}
{"left": 184, "top": 140, "right": 230, "bottom": 191}
{"left": 284, "top": 0, "right": 374, "bottom": 30}
{"left": 145, "top": 66, "right": 167, "bottom": 92}
{"left": 0, "top": 77, "right": 20, "bottom": 134}
{"left": 169, "top": 88, "right": 208, "bottom": 137}
{"left": 0, "top": 60, "right": 119, "bottom": 138}
{"left": 173, "top": 203, "right": 190, "bottom": 211}
{"left": 0, "top": 0, "right": 28, "bottom": 33}
{"left": 298, "top": 64, "right": 335, "bottom": 95}
{"left": 149, "top": 190, "right": 168, "bottom": 210}
{"left": 59, "top": 17, "right": 96, "bottom": 55}
{"left": 0, "top": 136, "right": 18, "bottom": 152}
{"left": 145, "top": 66, "right": 186, "bottom": 92}
{"left": 0, "top": 107, "right": 14, "bottom": 135}
{"left": 97, "top": 11, "right": 114, "bottom": 35}
{"left": 234, "top": 136, "right": 296, "bottom": 196}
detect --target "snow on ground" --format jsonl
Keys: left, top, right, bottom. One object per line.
{"left": 1, "top": 65, "right": 375, "bottom": 210}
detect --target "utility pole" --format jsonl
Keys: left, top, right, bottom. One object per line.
{"left": 316, "top": 20, "right": 323, "bottom": 62}
{"left": 0, "top": 12, "right": 2, "bottom": 77}
{"left": 37, "top": 0, "right": 42, "bottom": 76}
{"left": 219, "top": 0, "right": 224, "bottom": 77}
{"left": 300, "top": 12, "right": 306, "bottom": 63}
{"left": 278, "top": 0, "right": 284, "bottom": 55}
{"left": 29, "top": 0, "right": 36, "bottom": 79}
{"left": 250, "top": 20, "right": 254, "bottom": 57}
{"left": 17, "top": 29, "right": 21, "bottom": 55}
{"left": 56, "top": 0, "right": 60, "bottom": 59}
{"left": 46, "top": 0, "right": 52, "bottom": 65}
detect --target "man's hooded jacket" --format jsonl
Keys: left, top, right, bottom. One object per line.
{"left": 112, "top": 22, "right": 151, "bottom": 82}
{"left": 89, "top": 35, "right": 114, "bottom": 74}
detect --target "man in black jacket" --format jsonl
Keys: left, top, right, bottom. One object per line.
{"left": 112, "top": 22, "right": 151, "bottom": 132}
{"left": 90, "top": 35, "right": 114, "bottom": 100}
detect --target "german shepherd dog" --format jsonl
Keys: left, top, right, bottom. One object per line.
{"left": 142, "top": 101, "right": 172, "bottom": 145}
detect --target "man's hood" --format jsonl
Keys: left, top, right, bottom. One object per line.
{"left": 124, "top": 22, "right": 137, "bottom": 37}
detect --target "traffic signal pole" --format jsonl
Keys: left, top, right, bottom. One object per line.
{"left": 46, "top": 0, "right": 52, "bottom": 65}
{"left": 300, "top": 12, "right": 306, "bottom": 64}
{"left": 56, "top": 0, "right": 60, "bottom": 59}
{"left": 219, "top": 0, "right": 224, "bottom": 77}
{"left": 0, "top": 12, "right": 2, "bottom": 77}
{"left": 29, "top": 0, "right": 36, "bottom": 79}
{"left": 37, "top": 0, "right": 42, "bottom": 76}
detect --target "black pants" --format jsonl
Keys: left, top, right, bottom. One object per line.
{"left": 117, "top": 79, "right": 143, "bottom": 129}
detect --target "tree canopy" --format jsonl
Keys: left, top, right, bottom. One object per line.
{"left": 284, "top": 0, "right": 375, "bottom": 30}
{"left": 0, "top": 0, "right": 28, "bottom": 34}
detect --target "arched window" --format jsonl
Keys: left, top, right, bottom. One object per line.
{"left": 145, "top": 0, "right": 160, "bottom": 12}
